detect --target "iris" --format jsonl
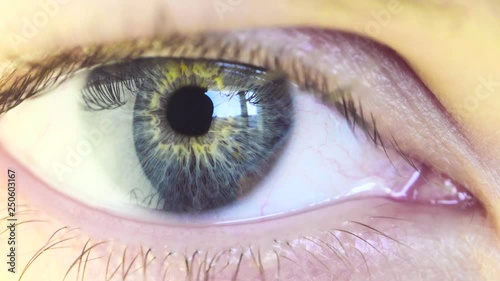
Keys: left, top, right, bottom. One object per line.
{"left": 85, "top": 58, "right": 295, "bottom": 213}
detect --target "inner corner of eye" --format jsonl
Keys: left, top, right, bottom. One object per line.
{"left": 0, "top": 57, "right": 475, "bottom": 227}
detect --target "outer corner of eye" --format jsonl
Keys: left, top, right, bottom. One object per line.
{"left": 0, "top": 48, "right": 483, "bottom": 279}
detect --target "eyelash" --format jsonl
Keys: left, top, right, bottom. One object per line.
{"left": 80, "top": 57, "right": 272, "bottom": 112}
{"left": 7, "top": 213, "right": 408, "bottom": 281}
{"left": 0, "top": 33, "right": 416, "bottom": 174}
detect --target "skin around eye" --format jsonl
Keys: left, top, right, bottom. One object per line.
{"left": 0, "top": 28, "right": 498, "bottom": 281}
{"left": 0, "top": 1, "right": 499, "bottom": 281}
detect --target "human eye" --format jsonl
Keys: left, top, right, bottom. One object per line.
{"left": 0, "top": 1, "right": 498, "bottom": 280}
{"left": 0, "top": 27, "right": 496, "bottom": 281}
{"left": 0, "top": 34, "right": 472, "bottom": 216}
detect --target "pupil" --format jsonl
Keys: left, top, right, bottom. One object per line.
{"left": 166, "top": 86, "right": 214, "bottom": 136}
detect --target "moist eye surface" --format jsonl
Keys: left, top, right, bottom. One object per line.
{"left": 86, "top": 58, "right": 295, "bottom": 213}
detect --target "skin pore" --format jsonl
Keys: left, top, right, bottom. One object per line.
{"left": 0, "top": 0, "right": 499, "bottom": 280}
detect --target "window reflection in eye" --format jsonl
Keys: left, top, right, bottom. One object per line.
{"left": 0, "top": 29, "right": 491, "bottom": 281}
{"left": 81, "top": 58, "right": 296, "bottom": 214}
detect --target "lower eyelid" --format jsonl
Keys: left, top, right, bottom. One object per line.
{"left": 3, "top": 162, "right": 491, "bottom": 281}
{"left": 0, "top": 124, "right": 492, "bottom": 280}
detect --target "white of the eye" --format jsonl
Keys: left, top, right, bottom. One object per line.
{"left": 0, "top": 71, "right": 417, "bottom": 223}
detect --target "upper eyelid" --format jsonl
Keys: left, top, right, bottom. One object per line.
{"left": 0, "top": 31, "right": 409, "bottom": 171}
{"left": 0, "top": 31, "right": 408, "bottom": 163}
{"left": 1, "top": 28, "right": 488, "bottom": 218}
{"left": 1, "top": 31, "right": 432, "bottom": 186}
{"left": 0, "top": 32, "right": 344, "bottom": 116}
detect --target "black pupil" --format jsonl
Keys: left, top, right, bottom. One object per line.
{"left": 166, "top": 86, "right": 214, "bottom": 136}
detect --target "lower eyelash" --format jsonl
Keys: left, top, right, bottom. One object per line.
{"left": 11, "top": 208, "right": 405, "bottom": 281}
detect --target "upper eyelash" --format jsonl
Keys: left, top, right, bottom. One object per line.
{"left": 0, "top": 46, "right": 146, "bottom": 116}
{"left": 0, "top": 32, "right": 415, "bottom": 170}
{"left": 81, "top": 57, "right": 282, "bottom": 112}
{"left": 82, "top": 71, "right": 135, "bottom": 111}
{"left": 0, "top": 33, "right": 338, "bottom": 116}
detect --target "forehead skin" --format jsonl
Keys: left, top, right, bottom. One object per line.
{"left": 0, "top": 0, "right": 498, "bottom": 278}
